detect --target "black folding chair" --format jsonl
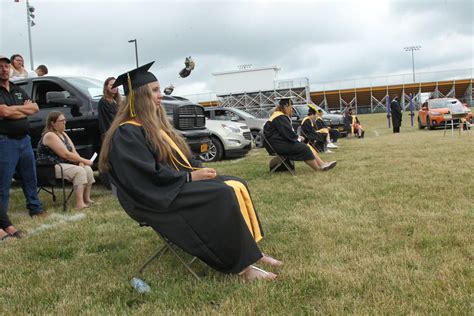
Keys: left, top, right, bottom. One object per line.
{"left": 135, "top": 223, "right": 200, "bottom": 281}
{"left": 260, "top": 131, "right": 296, "bottom": 175}
{"left": 109, "top": 183, "right": 200, "bottom": 281}
{"left": 36, "top": 163, "right": 74, "bottom": 212}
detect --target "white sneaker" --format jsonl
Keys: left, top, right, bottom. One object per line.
{"left": 327, "top": 143, "right": 338, "bottom": 149}
{"left": 325, "top": 149, "right": 334, "bottom": 153}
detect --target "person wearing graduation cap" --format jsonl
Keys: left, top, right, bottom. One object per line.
{"left": 99, "top": 62, "right": 282, "bottom": 281}
{"left": 263, "top": 97, "right": 337, "bottom": 172}
{"left": 343, "top": 107, "right": 364, "bottom": 138}
{"left": 300, "top": 104, "right": 327, "bottom": 153}
{"left": 313, "top": 107, "right": 339, "bottom": 152}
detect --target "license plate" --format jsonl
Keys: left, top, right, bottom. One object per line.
{"left": 200, "top": 144, "right": 208, "bottom": 153}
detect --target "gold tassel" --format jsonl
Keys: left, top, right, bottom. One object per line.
{"left": 127, "top": 73, "right": 136, "bottom": 118}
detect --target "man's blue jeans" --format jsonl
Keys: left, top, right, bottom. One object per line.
{"left": 0, "top": 135, "right": 43, "bottom": 219}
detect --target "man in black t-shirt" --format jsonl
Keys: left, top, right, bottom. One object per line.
{"left": 0, "top": 55, "right": 45, "bottom": 238}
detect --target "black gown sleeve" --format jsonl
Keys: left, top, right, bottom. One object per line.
{"left": 315, "top": 118, "right": 327, "bottom": 130}
{"left": 98, "top": 98, "right": 117, "bottom": 136}
{"left": 301, "top": 119, "right": 319, "bottom": 140}
{"left": 189, "top": 156, "right": 203, "bottom": 168}
{"left": 273, "top": 115, "right": 298, "bottom": 143}
{"left": 109, "top": 124, "right": 190, "bottom": 212}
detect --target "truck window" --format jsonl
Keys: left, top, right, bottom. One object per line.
{"left": 33, "top": 81, "right": 69, "bottom": 109}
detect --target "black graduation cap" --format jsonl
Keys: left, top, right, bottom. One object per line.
{"left": 164, "top": 84, "right": 175, "bottom": 95}
{"left": 112, "top": 61, "right": 157, "bottom": 117}
{"left": 275, "top": 96, "right": 295, "bottom": 106}
{"left": 178, "top": 56, "right": 195, "bottom": 78}
{"left": 307, "top": 104, "right": 318, "bottom": 114}
{"left": 112, "top": 61, "right": 157, "bottom": 95}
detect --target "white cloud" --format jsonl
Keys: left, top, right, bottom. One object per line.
{"left": 1, "top": 0, "right": 472, "bottom": 98}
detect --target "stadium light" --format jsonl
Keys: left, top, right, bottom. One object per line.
{"left": 404, "top": 45, "right": 421, "bottom": 83}
{"left": 26, "top": 0, "right": 36, "bottom": 69}
{"left": 128, "top": 39, "right": 139, "bottom": 68}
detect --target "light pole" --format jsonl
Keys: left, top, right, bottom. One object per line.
{"left": 128, "top": 39, "right": 139, "bottom": 68}
{"left": 404, "top": 45, "right": 421, "bottom": 83}
{"left": 26, "top": 0, "right": 36, "bottom": 70}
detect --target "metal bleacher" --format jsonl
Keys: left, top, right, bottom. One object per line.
{"left": 185, "top": 68, "right": 473, "bottom": 114}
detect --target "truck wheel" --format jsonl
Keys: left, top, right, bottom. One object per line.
{"left": 417, "top": 116, "right": 425, "bottom": 129}
{"left": 199, "top": 137, "right": 223, "bottom": 162}
{"left": 251, "top": 130, "right": 263, "bottom": 148}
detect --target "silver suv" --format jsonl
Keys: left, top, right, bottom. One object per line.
{"left": 204, "top": 107, "right": 266, "bottom": 147}
{"left": 199, "top": 119, "right": 252, "bottom": 162}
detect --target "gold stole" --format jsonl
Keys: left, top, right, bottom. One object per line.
{"left": 314, "top": 117, "right": 329, "bottom": 134}
{"left": 269, "top": 110, "right": 287, "bottom": 122}
{"left": 307, "top": 142, "right": 320, "bottom": 158}
{"left": 300, "top": 117, "right": 321, "bottom": 157}
{"left": 120, "top": 120, "right": 263, "bottom": 242}
{"left": 301, "top": 116, "right": 313, "bottom": 126}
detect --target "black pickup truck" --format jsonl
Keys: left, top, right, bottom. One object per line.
{"left": 14, "top": 76, "right": 211, "bottom": 165}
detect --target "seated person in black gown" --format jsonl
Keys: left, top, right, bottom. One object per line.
{"left": 99, "top": 62, "right": 282, "bottom": 281}
{"left": 343, "top": 107, "right": 364, "bottom": 138}
{"left": 314, "top": 108, "right": 339, "bottom": 151}
{"left": 301, "top": 105, "right": 329, "bottom": 153}
{"left": 263, "top": 97, "right": 337, "bottom": 172}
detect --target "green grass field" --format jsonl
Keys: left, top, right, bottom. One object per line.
{"left": 1, "top": 113, "right": 473, "bottom": 314}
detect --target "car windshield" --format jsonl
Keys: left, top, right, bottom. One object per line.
{"left": 63, "top": 77, "right": 105, "bottom": 100}
{"left": 228, "top": 108, "right": 256, "bottom": 119}
{"left": 431, "top": 99, "right": 462, "bottom": 110}
{"left": 294, "top": 105, "right": 327, "bottom": 117}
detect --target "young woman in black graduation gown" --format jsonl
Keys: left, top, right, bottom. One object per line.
{"left": 99, "top": 63, "right": 281, "bottom": 280}
{"left": 98, "top": 77, "right": 120, "bottom": 138}
{"left": 300, "top": 107, "right": 327, "bottom": 153}
{"left": 263, "top": 98, "right": 337, "bottom": 171}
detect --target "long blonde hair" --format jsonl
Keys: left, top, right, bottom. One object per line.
{"left": 103, "top": 77, "right": 121, "bottom": 104}
{"left": 99, "top": 83, "right": 191, "bottom": 172}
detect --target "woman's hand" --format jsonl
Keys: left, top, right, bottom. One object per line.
{"left": 191, "top": 168, "right": 217, "bottom": 181}
{"left": 82, "top": 159, "right": 93, "bottom": 166}
{"left": 298, "top": 135, "right": 305, "bottom": 142}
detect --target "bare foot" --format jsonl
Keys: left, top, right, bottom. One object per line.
{"left": 75, "top": 204, "right": 90, "bottom": 211}
{"left": 4, "top": 226, "right": 18, "bottom": 235}
{"left": 84, "top": 199, "right": 95, "bottom": 205}
{"left": 239, "top": 265, "right": 277, "bottom": 281}
{"left": 4, "top": 226, "right": 23, "bottom": 238}
{"left": 259, "top": 254, "right": 283, "bottom": 267}
{"left": 0, "top": 229, "right": 9, "bottom": 240}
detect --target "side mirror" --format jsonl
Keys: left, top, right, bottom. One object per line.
{"left": 46, "top": 91, "right": 78, "bottom": 106}
{"left": 230, "top": 116, "right": 239, "bottom": 122}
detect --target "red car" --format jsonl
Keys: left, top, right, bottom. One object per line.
{"left": 418, "top": 98, "right": 472, "bottom": 130}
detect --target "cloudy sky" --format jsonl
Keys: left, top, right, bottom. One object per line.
{"left": 1, "top": 0, "right": 472, "bottom": 97}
